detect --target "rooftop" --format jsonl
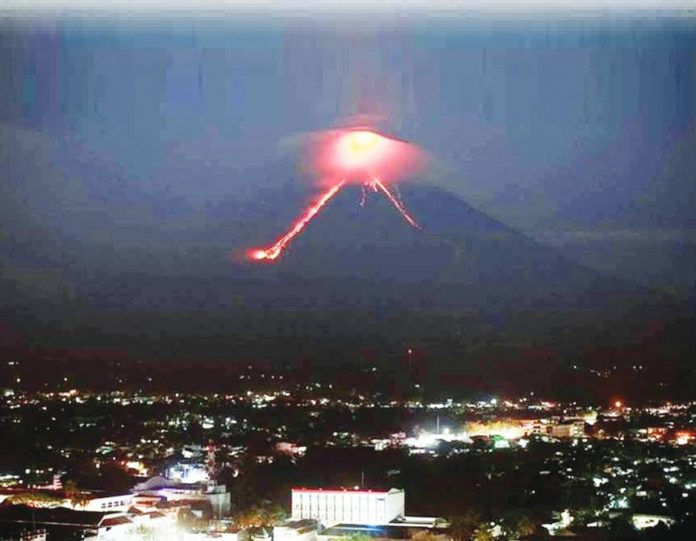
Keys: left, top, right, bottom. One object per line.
{"left": 292, "top": 488, "right": 402, "bottom": 495}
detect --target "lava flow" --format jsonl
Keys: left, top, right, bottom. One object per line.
{"left": 249, "top": 181, "right": 346, "bottom": 261}
{"left": 371, "top": 177, "right": 420, "bottom": 229}
{"left": 247, "top": 129, "right": 423, "bottom": 262}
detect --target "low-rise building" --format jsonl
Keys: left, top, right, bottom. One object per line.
{"left": 78, "top": 492, "right": 134, "bottom": 513}
{"left": 0, "top": 504, "right": 133, "bottom": 540}
{"left": 631, "top": 513, "right": 675, "bottom": 530}
{"left": 533, "top": 419, "right": 585, "bottom": 439}
{"left": 289, "top": 487, "right": 446, "bottom": 541}
{"left": 274, "top": 519, "right": 320, "bottom": 541}
{"left": 291, "top": 488, "right": 404, "bottom": 526}
{"left": 134, "top": 476, "right": 231, "bottom": 516}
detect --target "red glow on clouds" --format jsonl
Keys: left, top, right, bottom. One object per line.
{"left": 247, "top": 128, "right": 424, "bottom": 262}
{"left": 310, "top": 128, "right": 425, "bottom": 187}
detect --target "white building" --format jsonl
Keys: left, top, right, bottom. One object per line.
{"left": 291, "top": 488, "right": 405, "bottom": 526}
{"left": 133, "top": 476, "right": 231, "bottom": 516}
{"left": 632, "top": 514, "right": 675, "bottom": 530}
{"left": 533, "top": 419, "right": 585, "bottom": 439}
{"left": 167, "top": 462, "right": 210, "bottom": 484}
{"left": 79, "top": 493, "right": 134, "bottom": 513}
{"left": 274, "top": 519, "right": 319, "bottom": 541}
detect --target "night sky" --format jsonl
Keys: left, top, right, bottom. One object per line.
{"left": 0, "top": 7, "right": 694, "bottom": 362}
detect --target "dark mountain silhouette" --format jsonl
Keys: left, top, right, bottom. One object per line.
{"left": 22, "top": 178, "right": 651, "bottom": 314}
{"left": 244, "top": 182, "right": 649, "bottom": 310}
{"left": 0, "top": 128, "right": 688, "bottom": 365}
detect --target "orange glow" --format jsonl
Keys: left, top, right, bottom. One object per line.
{"left": 250, "top": 250, "right": 268, "bottom": 260}
{"left": 310, "top": 127, "right": 425, "bottom": 186}
{"left": 246, "top": 127, "right": 424, "bottom": 262}
{"left": 675, "top": 431, "right": 694, "bottom": 445}
{"left": 466, "top": 420, "right": 533, "bottom": 440}
{"left": 248, "top": 181, "right": 345, "bottom": 261}
{"left": 614, "top": 400, "right": 623, "bottom": 409}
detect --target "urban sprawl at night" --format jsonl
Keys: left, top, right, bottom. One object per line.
{"left": 1, "top": 361, "right": 695, "bottom": 540}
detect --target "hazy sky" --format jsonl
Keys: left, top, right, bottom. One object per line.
{"left": 0, "top": 10, "right": 694, "bottom": 356}
{"left": 2, "top": 17, "right": 693, "bottom": 225}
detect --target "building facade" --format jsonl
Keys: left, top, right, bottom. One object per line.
{"left": 532, "top": 419, "right": 585, "bottom": 439}
{"left": 273, "top": 519, "right": 319, "bottom": 541}
{"left": 291, "top": 488, "right": 405, "bottom": 526}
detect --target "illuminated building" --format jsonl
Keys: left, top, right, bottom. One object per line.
{"left": 533, "top": 419, "right": 585, "bottom": 439}
{"left": 79, "top": 493, "right": 133, "bottom": 512}
{"left": 166, "top": 462, "right": 210, "bottom": 484}
{"left": 0, "top": 504, "right": 134, "bottom": 539}
{"left": 291, "top": 488, "right": 405, "bottom": 526}
{"left": 274, "top": 519, "right": 320, "bottom": 541}
{"left": 134, "top": 476, "right": 231, "bottom": 516}
{"left": 276, "top": 442, "right": 308, "bottom": 458}
{"left": 465, "top": 420, "right": 532, "bottom": 440}
{"left": 646, "top": 427, "right": 668, "bottom": 441}
{"left": 674, "top": 430, "right": 694, "bottom": 445}
{"left": 632, "top": 514, "right": 675, "bottom": 530}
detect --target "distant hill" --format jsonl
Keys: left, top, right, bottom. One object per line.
{"left": 0, "top": 126, "right": 689, "bottom": 370}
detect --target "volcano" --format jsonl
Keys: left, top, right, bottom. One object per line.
{"left": 218, "top": 181, "right": 645, "bottom": 312}
{"left": 0, "top": 135, "right": 677, "bottom": 361}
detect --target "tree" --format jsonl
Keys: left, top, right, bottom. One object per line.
{"left": 234, "top": 507, "right": 267, "bottom": 530}
{"left": 449, "top": 511, "right": 482, "bottom": 541}
{"left": 6, "top": 492, "right": 62, "bottom": 507}
{"left": 64, "top": 480, "right": 90, "bottom": 508}
{"left": 346, "top": 534, "right": 374, "bottom": 541}
{"left": 501, "top": 510, "right": 537, "bottom": 539}
{"left": 606, "top": 516, "right": 640, "bottom": 541}
{"left": 411, "top": 531, "right": 450, "bottom": 541}
{"left": 233, "top": 501, "right": 287, "bottom": 530}
{"left": 265, "top": 502, "right": 287, "bottom": 525}
{"left": 472, "top": 525, "right": 495, "bottom": 541}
